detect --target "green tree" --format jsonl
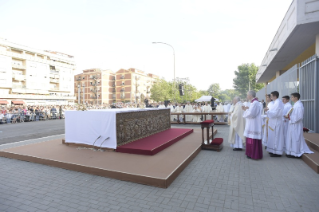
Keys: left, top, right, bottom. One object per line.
{"left": 233, "top": 63, "right": 264, "bottom": 98}
{"left": 150, "top": 79, "right": 171, "bottom": 102}
{"left": 207, "top": 83, "right": 221, "bottom": 97}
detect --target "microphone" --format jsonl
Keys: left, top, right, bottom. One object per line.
{"left": 92, "top": 135, "right": 101, "bottom": 147}
{"left": 98, "top": 137, "right": 110, "bottom": 151}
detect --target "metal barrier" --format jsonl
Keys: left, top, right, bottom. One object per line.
{"left": 299, "top": 55, "right": 319, "bottom": 133}
{"left": 0, "top": 111, "right": 65, "bottom": 124}
{"left": 170, "top": 112, "right": 229, "bottom": 125}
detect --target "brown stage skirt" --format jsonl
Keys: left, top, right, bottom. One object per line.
{"left": 246, "top": 138, "right": 263, "bottom": 160}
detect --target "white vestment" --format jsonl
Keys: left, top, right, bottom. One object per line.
{"left": 203, "top": 105, "right": 213, "bottom": 120}
{"left": 243, "top": 100, "right": 262, "bottom": 140}
{"left": 158, "top": 105, "right": 166, "bottom": 108}
{"left": 216, "top": 104, "right": 224, "bottom": 122}
{"left": 266, "top": 99, "right": 284, "bottom": 155}
{"left": 175, "top": 106, "right": 183, "bottom": 122}
{"left": 192, "top": 109, "right": 201, "bottom": 122}
{"left": 285, "top": 101, "right": 313, "bottom": 157}
{"left": 229, "top": 102, "right": 246, "bottom": 148}
{"left": 262, "top": 101, "right": 274, "bottom": 146}
{"left": 282, "top": 102, "right": 292, "bottom": 150}
{"left": 168, "top": 105, "right": 175, "bottom": 121}
{"left": 184, "top": 104, "right": 193, "bottom": 122}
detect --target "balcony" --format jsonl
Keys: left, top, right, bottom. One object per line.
{"left": 50, "top": 70, "right": 59, "bottom": 74}
{"left": 12, "top": 74, "right": 26, "bottom": 81}
{"left": 50, "top": 79, "right": 59, "bottom": 83}
{"left": 12, "top": 63, "right": 26, "bottom": 70}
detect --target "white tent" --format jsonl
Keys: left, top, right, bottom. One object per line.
{"left": 195, "top": 96, "right": 219, "bottom": 102}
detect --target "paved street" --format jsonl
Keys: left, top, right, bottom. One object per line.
{"left": 0, "top": 122, "right": 319, "bottom": 212}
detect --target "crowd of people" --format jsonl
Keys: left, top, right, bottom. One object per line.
{"left": 228, "top": 90, "right": 313, "bottom": 160}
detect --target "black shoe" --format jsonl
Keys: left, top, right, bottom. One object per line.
{"left": 264, "top": 146, "right": 267, "bottom": 150}
{"left": 246, "top": 156, "right": 251, "bottom": 159}
{"left": 233, "top": 148, "right": 241, "bottom": 151}
{"left": 286, "top": 154, "right": 301, "bottom": 159}
{"left": 270, "top": 153, "right": 281, "bottom": 157}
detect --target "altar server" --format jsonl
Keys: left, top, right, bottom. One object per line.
{"left": 184, "top": 102, "right": 193, "bottom": 122}
{"left": 216, "top": 103, "right": 225, "bottom": 122}
{"left": 242, "top": 91, "right": 263, "bottom": 160}
{"left": 263, "top": 91, "right": 284, "bottom": 157}
{"left": 262, "top": 94, "right": 274, "bottom": 148}
{"left": 282, "top": 95, "right": 292, "bottom": 149}
{"left": 285, "top": 93, "right": 313, "bottom": 158}
{"left": 229, "top": 96, "right": 246, "bottom": 151}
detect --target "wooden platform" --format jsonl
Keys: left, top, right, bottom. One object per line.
{"left": 303, "top": 133, "right": 319, "bottom": 174}
{"left": 0, "top": 129, "right": 204, "bottom": 188}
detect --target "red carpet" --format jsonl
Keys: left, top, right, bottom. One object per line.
{"left": 116, "top": 128, "right": 194, "bottom": 155}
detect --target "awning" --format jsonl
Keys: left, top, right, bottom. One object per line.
{"left": 12, "top": 100, "right": 25, "bottom": 105}
{"left": 0, "top": 100, "right": 8, "bottom": 105}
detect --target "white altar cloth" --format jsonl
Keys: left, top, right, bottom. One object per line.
{"left": 65, "top": 108, "right": 167, "bottom": 149}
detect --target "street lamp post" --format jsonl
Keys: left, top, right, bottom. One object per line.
{"left": 152, "top": 42, "right": 175, "bottom": 101}
{"left": 82, "top": 85, "right": 85, "bottom": 105}
{"left": 77, "top": 84, "right": 81, "bottom": 104}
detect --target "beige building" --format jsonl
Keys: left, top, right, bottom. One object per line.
{"left": 74, "top": 68, "right": 159, "bottom": 104}
{"left": 74, "top": 69, "right": 115, "bottom": 105}
{"left": 0, "top": 38, "right": 76, "bottom": 106}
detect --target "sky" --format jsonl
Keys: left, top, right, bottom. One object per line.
{"left": 0, "top": 0, "right": 293, "bottom": 90}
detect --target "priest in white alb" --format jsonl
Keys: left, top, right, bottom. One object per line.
{"left": 167, "top": 103, "right": 175, "bottom": 121}
{"left": 285, "top": 93, "right": 313, "bottom": 158}
{"left": 184, "top": 101, "right": 193, "bottom": 122}
{"left": 262, "top": 94, "right": 274, "bottom": 148}
{"left": 202, "top": 102, "right": 213, "bottom": 120}
{"left": 175, "top": 103, "right": 183, "bottom": 122}
{"left": 228, "top": 96, "right": 246, "bottom": 151}
{"left": 264, "top": 91, "right": 284, "bottom": 157}
{"left": 282, "top": 95, "right": 292, "bottom": 150}
{"left": 216, "top": 103, "right": 225, "bottom": 122}
{"left": 242, "top": 91, "right": 263, "bottom": 160}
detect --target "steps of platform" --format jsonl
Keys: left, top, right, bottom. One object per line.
{"left": 304, "top": 133, "right": 319, "bottom": 152}
{"left": 303, "top": 133, "right": 319, "bottom": 174}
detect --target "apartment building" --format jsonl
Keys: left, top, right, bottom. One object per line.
{"left": 116, "top": 68, "right": 159, "bottom": 103}
{"left": 0, "top": 38, "right": 76, "bottom": 106}
{"left": 74, "top": 68, "right": 159, "bottom": 104}
{"left": 74, "top": 69, "right": 115, "bottom": 104}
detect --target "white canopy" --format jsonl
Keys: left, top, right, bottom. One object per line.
{"left": 195, "top": 96, "right": 218, "bottom": 102}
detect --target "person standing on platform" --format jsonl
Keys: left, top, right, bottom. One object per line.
{"left": 184, "top": 101, "right": 193, "bottom": 122}
{"left": 264, "top": 91, "right": 284, "bottom": 157}
{"left": 242, "top": 91, "right": 263, "bottom": 160}
{"left": 282, "top": 95, "right": 292, "bottom": 150}
{"left": 285, "top": 93, "right": 313, "bottom": 158}
{"left": 229, "top": 96, "right": 246, "bottom": 151}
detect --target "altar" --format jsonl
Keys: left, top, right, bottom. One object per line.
{"left": 65, "top": 108, "right": 171, "bottom": 149}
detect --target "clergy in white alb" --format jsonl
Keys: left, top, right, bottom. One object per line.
{"left": 167, "top": 103, "right": 175, "bottom": 121}
{"left": 216, "top": 103, "right": 225, "bottom": 122}
{"left": 282, "top": 95, "right": 292, "bottom": 150}
{"left": 285, "top": 93, "right": 313, "bottom": 157}
{"left": 202, "top": 102, "right": 213, "bottom": 120}
{"left": 262, "top": 94, "right": 274, "bottom": 148}
{"left": 192, "top": 106, "right": 201, "bottom": 122}
{"left": 242, "top": 91, "right": 263, "bottom": 160}
{"left": 158, "top": 102, "right": 166, "bottom": 108}
{"left": 264, "top": 91, "right": 285, "bottom": 156}
{"left": 228, "top": 97, "right": 246, "bottom": 150}
{"left": 184, "top": 102, "right": 193, "bottom": 122}
{"left": 175, "top": 104, "right": 184, "bottom": 122}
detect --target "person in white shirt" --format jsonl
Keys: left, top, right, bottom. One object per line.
{"left": 282, "top": 95, "right": 292, "bottom": 150}
{"left": 264, "top": 91, "right": 285, "bottom": 157}
{"left": 284, "top": 93, "right": 313, "bottom": 158}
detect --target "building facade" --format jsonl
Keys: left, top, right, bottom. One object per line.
{"left": 256, "top": 0, "right": 319, "bottom": 133}
{"left": 74, "top": 68, "right": 159, "bottom": 104}
{"left": 74, "top": 69, "right": 115, "bottom": 105}
{"left": 0, "top": 38, "right": 76, "bottom": 106}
